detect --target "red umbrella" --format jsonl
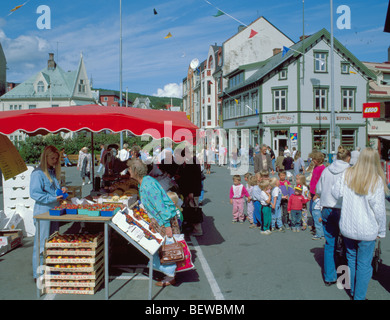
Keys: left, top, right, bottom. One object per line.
{"left": 0, "top": 104, "right": 198, "bottom": 143}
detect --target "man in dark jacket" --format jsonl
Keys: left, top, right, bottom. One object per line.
{"left": 176, "top": 147, "right": 203, "bottom": 236}
{"left": 254, "top": 144, "right": 274, "bottom": 174}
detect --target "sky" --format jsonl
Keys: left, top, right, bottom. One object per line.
{"left": 0, "top": 0, "right": 389, "bottom": 98}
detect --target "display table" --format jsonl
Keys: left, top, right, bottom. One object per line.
{"left": 34, "top": 212, "right": 154, "bottom": 300}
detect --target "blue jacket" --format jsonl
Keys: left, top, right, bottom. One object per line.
{"left": 30, "top": 167, "right": 61, "bottom": 216}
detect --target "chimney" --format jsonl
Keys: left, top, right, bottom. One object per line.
{"left": 48, "top": 53, "right": 56, "bottom": 70}
{"left": 299, "top": 35, "right": 310, "bottom": 41}
{"left": 273, "top": 48, "right": 282, "bottom": 56}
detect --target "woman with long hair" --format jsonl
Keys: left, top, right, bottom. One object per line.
{"left": 332, "top": 147, "right": 388, "bottom": 300}
{"left": 30, "top": 145, "right": 65, "bottom": 281}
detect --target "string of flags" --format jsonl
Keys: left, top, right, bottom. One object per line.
{"left": 204, "top": 0, "right": 258, "bottom": 39}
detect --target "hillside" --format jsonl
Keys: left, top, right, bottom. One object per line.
{"left": 94, "top": 88, "right": 183, "bottom": 110}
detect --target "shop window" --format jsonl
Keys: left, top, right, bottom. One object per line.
{"left": 313, "top": 129, "right": 328, "bottom": 152}
{"left": 341, "top": 129, "right": 355, "bottom": 151}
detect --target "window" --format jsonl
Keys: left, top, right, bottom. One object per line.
{"left": 229, "top": 72, "right": 244, "bottom": 88}
{"left": 207, "top": 105, "right": 212, "bottom": 121}
{"left": 29, "top": 105, "right": 36, "bottom": 109}
{"left": 207, "top": 81, "right": 212, "bottom": 95}
{"left": 314, "top": 88, "right": 328, "bottom": 111}
{"left": 103, "top": 97, "right": 108, "bottom": 101}
{"left": 279, "top": 68, "right": 288, "bottom": 80}
{"left": 341, "top": 88, "right": 355, "bottom": 111}
{"left": 273, "top": 88, "right": 287, "bottom": 111}
{"left": 243, "top": 94, "right": 249, "bottom": 116}
{"left": 252, "top": 92, "right": 258, "bottom": 115}
{"left": 10, "top": 105, "right": 13, "bottom": 110}
{"left": 341, "top": 62, "right": 350, "bottom": 74}
{"left": 314, "top": 52, "right": 327, "bottom": 72}
{"left": 313, "top": 129, "right": 328, "bottom": 152}
{"left": 78, "top": 79, "right": 86, "bottom": 93}
{"left": 37, "top": 81, "right": 45, "bottom": 93}
{"left": 341, "top": 129, "right": 355, "bottom": 150}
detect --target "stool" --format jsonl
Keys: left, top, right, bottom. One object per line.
{"left": 67, "top": 186, "right": 82, "bottom": 198}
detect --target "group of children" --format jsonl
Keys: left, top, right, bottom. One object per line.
{"left": 229, "top": 170, "right": 311, "bottom": 234}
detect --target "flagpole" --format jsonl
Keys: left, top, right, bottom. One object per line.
{"left": 119, "top": 0, "right": 123, "bottom": 148}
{"left": 330, "top": 0, "right": 336, "bottom": 156}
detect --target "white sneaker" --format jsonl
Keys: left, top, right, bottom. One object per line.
{"left": 82, "top": 182, "right": 85, "bottom": 186}
{"left": 87, "top": 181, "right": 91, "bottom": 184}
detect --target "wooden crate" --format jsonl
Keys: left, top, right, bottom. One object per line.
{"left": 45, "top": 232, "right": 103, "bottom": 249}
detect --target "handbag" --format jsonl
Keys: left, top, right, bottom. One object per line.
{"left": 159, "top": 237, "right": 185, "bottom": 264}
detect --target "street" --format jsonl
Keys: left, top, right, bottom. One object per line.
{"left": 0, "top": 163, "right": 390, "bottom": 300}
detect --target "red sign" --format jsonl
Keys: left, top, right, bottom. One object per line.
{"left": 363, "top": 103, "right": 381, "bottom": 118}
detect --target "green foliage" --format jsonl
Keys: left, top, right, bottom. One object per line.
{"left": 17, "top": 132, "right": 155, "bottom": 164}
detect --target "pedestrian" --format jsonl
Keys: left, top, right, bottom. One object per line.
{"left": 282, "top": 152, "right": 294, "bottom": 175}
{"left": 295, "top": 174, "right": 310, "bottom": 231}
{"left": 279, "top": 170, "right": 292, "bottom": 229}
{"left": 308, "top": 150, "right": 326, "bottom": 233}
{"left": 293, "top": 151, "right": 305, "bottom": 178}
{"left": 247, "top": 175, "right": 257, "bottom": 227}
{"left": 77, "top": 147, "right": 92, "bottom": 185}
{"left": 267, "top": 146, "right": 276, "bottom": 171}
{"left": 252, "top": 178, "right": 263, "bottom": 229}
{"left": 258, "top": 180, "right": 272, "bottom": 235}
{"left": 249, "top": 145, "right": 254, "bottom": 165}
{"left": 332, "top": 147, "right": 387, "bottom": 300}
{"left": 30, "top": 146, "right": 66, "bottom": 281}
{"left": 350, "top": 146, "right": 360, "bottom": 166}
{"left": 283, "top": 145, "right": 291, "bottom": 157}
{"left": 218, "top": 144, "right": 225, "bottom": 166}
{"left": 177, "top": 147, "right": 203, "bottom": 236}
{"left": 287, "top": 184, "right": 310, "bottom": 232}
{"left": 291, "top": 147, "right": 297, "bottom": 159}
{"left": 275, "top": 150, "right": 285, "bottom": 172}
{"left": 229, "top": 175, "right": 251, "bottom": 223}
{"left": 60, "top": 148, "right": 71, "bottom": 167}
{"left": 96, "top": 144, "right": 105, "bottom": 174}
{"left": 128, "top": 158, "right": 180, "bottom": 287}
{"left": 316, "top": 146, "right": 351, "bottom": 284}
{"left": 254, "top": 144, "right": 274, "bottom": 174}
{"left": 270, "top": 177, "right": 284, "bottom": 232}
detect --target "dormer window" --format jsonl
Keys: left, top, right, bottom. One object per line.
{"left": 78, "top": 79, "right": 86, "bottom": 93}
{"left": 37, "top": 81, "right": 45, "bottom": 93}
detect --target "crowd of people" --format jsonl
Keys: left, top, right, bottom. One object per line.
{"left": 30, "top": 141, "right": 387, "bottom": 298}
{"left": 229, "top": 143, "right": 388, "bottom": 300}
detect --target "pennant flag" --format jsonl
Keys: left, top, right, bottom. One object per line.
{"left": 153, "top": 8, "right": 158, "bottom": 15}
{"left": 8, "top": 1, "right": 29, "bottom": 16}
{"left": 282, "top": 46, "right": 290, "bottom": 57}
{"left": 249, "top": 29, "right": 258, "bottom": 39}
{"left": 234, "top": 99, "right": 238, "bottom": 104}
{"left": 213, "top": 10, "right": 225, "bottom": 17}
{"left": 350, "top": 70, "right": 357, "bottom": 74}
{"left": 164, "top": 32, "right": 172, "bottom": 39}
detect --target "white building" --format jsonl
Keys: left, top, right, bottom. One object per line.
{"left": 0, "top": 53, "right": 96, "bottom": 142}
{"left": 222, "top": 28, "right": 376, "bottom": 160}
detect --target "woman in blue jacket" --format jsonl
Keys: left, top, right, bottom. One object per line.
{"left": 30, "top": 145, "right": 65, "bottom": 280}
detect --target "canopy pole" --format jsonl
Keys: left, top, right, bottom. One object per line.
{"left": 91, "top": 132, "right": 95, "bottom": 190}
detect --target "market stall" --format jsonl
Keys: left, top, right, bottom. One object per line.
{"left": 0, "top": 104, "right": 199, "bottom": 299}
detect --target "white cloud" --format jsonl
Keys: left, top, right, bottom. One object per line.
{"left": 154, "top": 83, "right": 183, "bottom": 98}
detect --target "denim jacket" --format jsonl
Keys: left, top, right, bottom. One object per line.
{"left": 30, "top": 167, "right": 61, "bottom": 217}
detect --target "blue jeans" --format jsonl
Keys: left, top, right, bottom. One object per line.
{"left": 199, "top": 180, "right": 204, "bottom": 203}
{"left": 253, "top": 201, "right": 262, "bottom": 227}
{"left": 344, "top": 237, "right": 376, "bottom": 300}
{"left": 311, "top": 209, "right": 324, "bottom": 237}
{"left": 290, "top": 210, "right": 302, "bottom": 228}
{"left": 321, "top": 207, "right": 340, "bottom": 282}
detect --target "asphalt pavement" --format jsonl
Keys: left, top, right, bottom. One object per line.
{"left": 0, "top": 163, "right": 390, "bottom": 301}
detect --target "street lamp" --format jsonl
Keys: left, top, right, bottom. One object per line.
{"left": 119, "top": 0, "right": 123, "bottom": 148}
{"left": 330, "top": 0, "right": 336, "bottom": 156}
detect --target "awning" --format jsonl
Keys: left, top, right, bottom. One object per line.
{"left": 0, "top": 105, "right": 198, "bottom": 143}
{"left": 378, "top": 136, "right": 390, "bottom": 141}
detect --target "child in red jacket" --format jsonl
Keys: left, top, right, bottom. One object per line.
{"left": 287, "top": 185, "right": 310, "bottom": 232}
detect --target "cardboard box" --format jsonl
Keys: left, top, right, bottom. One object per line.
{"left": 0, "top": 229, "right": 23, "bottom": 255}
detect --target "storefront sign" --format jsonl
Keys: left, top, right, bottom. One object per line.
{"left": 265, "top": 114, "right": 296, "bottom": 124}
{"left": 363, "top": 103, "right": 380, "bottom": 118}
